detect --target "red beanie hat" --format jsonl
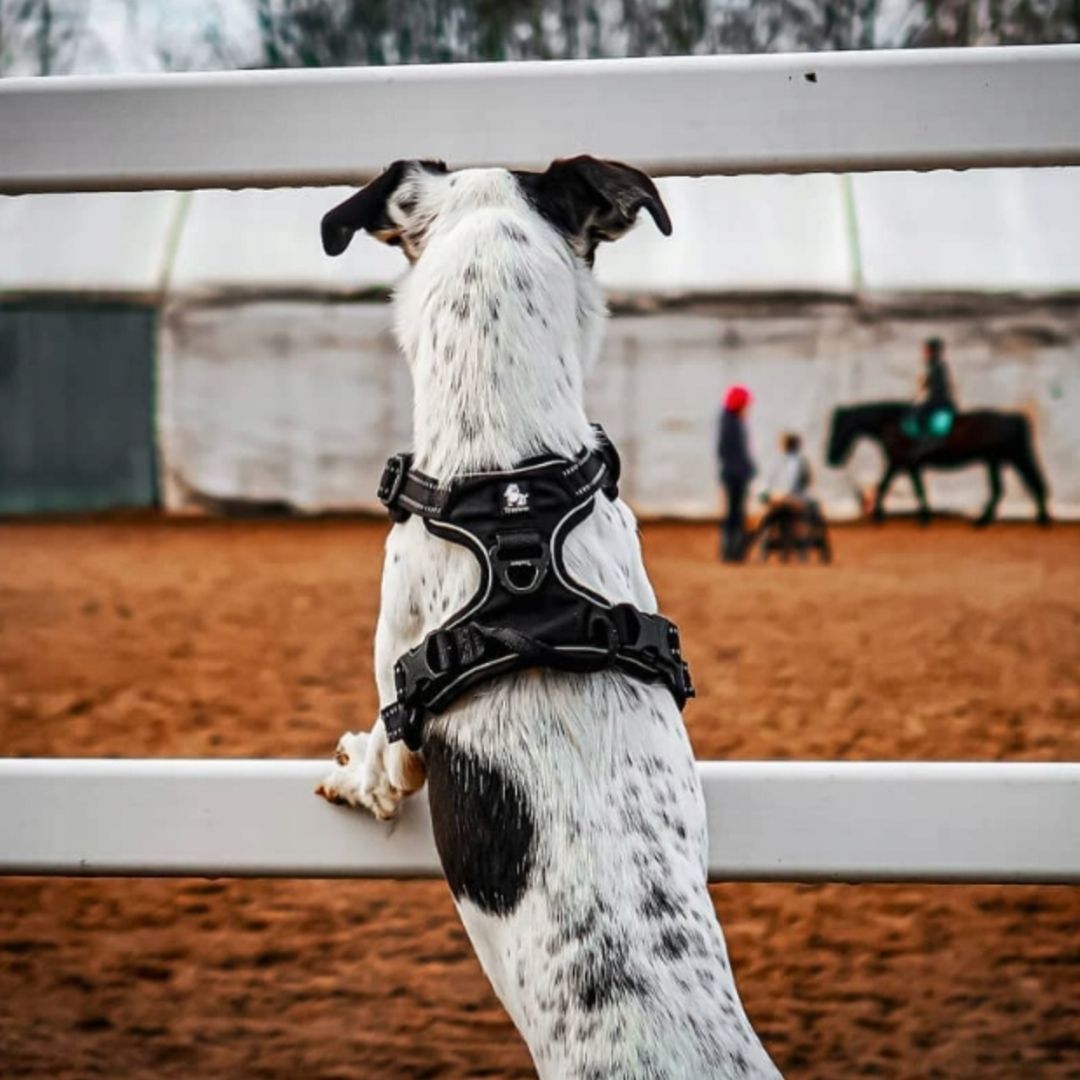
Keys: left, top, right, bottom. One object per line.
{"left": 724, "top": 384, "right": 751, "bottom": 413}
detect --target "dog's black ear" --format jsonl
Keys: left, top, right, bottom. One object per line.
{"left": 321, "top": 159, "right": 447, "bottom": 257}
{"left": 514, "top": 156, "right": 672, "bottom": 260}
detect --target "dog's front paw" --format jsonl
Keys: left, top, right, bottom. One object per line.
{"left": 315, "top": 730, "right": 402, "bottom": 821}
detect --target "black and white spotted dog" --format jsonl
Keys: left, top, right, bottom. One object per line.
{"left": 315, "top": 157, "right": 781, "bottom": 1079}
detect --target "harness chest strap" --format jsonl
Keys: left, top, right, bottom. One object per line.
{"left": 376, "top": 425, "right": 694, "bottom": 750}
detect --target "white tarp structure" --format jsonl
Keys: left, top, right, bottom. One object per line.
{"left": 598, "top": 174, "right": 855, "bottom": 294}
{"left": 3, "top": 168, "right": 1079, "bottom": 517}
{"left": 0, "top": 191, "right": 181, "bottom": 295}
{"left": 169, "top": 188, "right": 404, "bottom": 296}
{"left": 854, "top": 168, "right": 1080, "bottom": 291}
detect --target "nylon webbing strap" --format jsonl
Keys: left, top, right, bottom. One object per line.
{"left": 377, "top": 424, "right": 620, "bottom": 524}
{"left": 382, "top": 605, "right": 693, "bottom": 749}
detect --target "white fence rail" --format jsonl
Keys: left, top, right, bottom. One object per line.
{"left": 2, "top": 46, "right": 1080, "bottom": 194}
{"left": 2, "top": 49, "right": 1078, "bottom": 888}
{"left": 1, "top": 759, "right": 1078, "bottom": 883}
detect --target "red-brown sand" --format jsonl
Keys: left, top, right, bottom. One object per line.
{"left": 1, "top": 518, "right": 1078, "bottom": 1079}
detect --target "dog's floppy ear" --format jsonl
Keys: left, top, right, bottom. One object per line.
{"left": 514, "top": 156, "right": 672, "bottom": 260}
{"left": 321, "top": 159, "right": 447, "bottom": 257}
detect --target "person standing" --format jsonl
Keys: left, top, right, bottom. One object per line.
{"left": 717, "top": 384, "right": 755, "bottom": 562}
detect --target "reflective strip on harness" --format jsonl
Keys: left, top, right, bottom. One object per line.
{"left": 377, "top": 425, "right": 694, "bottom": 750}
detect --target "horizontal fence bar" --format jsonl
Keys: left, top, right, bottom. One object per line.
{"left": 1, "top": 759, "right": 1077, "bottom": 884}
{"left": 2, "top": 46, "right": 1080, "bottom": 194}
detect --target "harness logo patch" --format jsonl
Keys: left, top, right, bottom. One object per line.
{"left": 501, "top": 482, "right": 531, "bottom": 515}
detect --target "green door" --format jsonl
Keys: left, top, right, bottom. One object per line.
{"left": 0, "top": 302, "right": 158, "bottom": 513}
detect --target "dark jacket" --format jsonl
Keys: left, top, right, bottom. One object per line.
{"left": 924, "top": 358, "right": 956, "bottom": 411}
{"left": 718, "top": 409, "right": 755, "bottom": 483}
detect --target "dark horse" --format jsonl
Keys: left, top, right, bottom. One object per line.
{"left": 827, "top": 402, "right": 1050, "bottom": 526}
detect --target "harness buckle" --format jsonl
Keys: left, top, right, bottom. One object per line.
{"left": 378, "top": 453, "right": 413, "bottom": 523}
{"left": 591, "top": 424, "right": 621, "bottom": 499}
{"left": 681, "top": 662, "right": 696, "bottom": 701}
{"left": 586, "top": 612, "right": 622, "bottom": 658}
{"left": 421, "top": 626, "right": 487, "bottom": 679}
{"left": 490, "top": 531, "right": 550, "bottom": 595}
{"left": 381, "top": 701, "right": 424, "bottom": 751}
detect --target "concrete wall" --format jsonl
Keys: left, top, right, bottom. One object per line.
{"left": 159, "top": 297, "right": 1080, "bottom": 520}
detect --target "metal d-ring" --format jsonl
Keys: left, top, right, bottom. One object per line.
{"left": 490, "top": 531, "right": 550, "bottom": 595}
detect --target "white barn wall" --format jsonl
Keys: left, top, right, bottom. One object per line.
{"left": 4, "top": 169, "right": 1077, "bottom": 520}
{"left": 584, "top": 304, "right": 1078, "bottom": 520}
{"left": 159, "top": 298, "right": 1080, "bottom": 520}
{"left": 158, "top": 301, "right": 410, "bottom": 511}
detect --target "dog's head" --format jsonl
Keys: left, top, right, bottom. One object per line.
{"left": 321, "top": 156, "right": 671, "bottom": 267}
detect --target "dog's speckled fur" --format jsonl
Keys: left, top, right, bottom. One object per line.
{"left": 316, "top": 160, "right": 781, "bottom": 1079}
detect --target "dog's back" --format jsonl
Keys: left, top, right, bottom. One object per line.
{"left": 319, "top": 159, "right": 781, "bottom": 1078}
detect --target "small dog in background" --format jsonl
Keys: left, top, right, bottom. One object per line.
{"left": 315, "top": 156, "right": 781, "bottom": 1079}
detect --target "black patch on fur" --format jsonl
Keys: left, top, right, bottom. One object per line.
{"left": 569, "top": 931, "right": 647, "bottom": 1012}
{"left": 424, "top": 733, "right": 535, "bottom": 916}
{"left": 655, "top": 926, "right": 690, "bottom": 961}
{"left": 501, "top": 222, "right": 530, "bottom": 244}
{"left": 641, "top": 881, "right": 681, "bottom": 920}
{"left": 459, "top": 412, "right": 480, "bottom": 442}
{"left": 547, "top": 899, "right": 609, "bottom": 956}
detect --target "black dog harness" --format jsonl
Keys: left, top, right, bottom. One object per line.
{"left": 377, "top": 426, "right": 694, "bottom": 750}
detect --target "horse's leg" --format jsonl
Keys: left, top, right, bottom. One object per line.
{"left": 908, "top": 468, "right": 931, "bottom": 526}
{"left": 873, "top": 463, "right": 897, "bottom": 523}
{"left": 976, "top": 462, "right": 1002, "bottom": 527}
{"left": 1012, "top": 449, "right": 1052, "bottom": 526}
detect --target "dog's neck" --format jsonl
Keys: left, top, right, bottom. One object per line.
{"left": 394, "top": 207, "right": 605, "bottom": 482}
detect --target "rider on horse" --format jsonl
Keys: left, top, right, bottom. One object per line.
{"left": 905, "top": 337, "right": 957, "bottom": 445}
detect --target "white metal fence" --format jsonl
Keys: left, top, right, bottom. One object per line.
{"left": 1, "top": 759, "right": 1077, "bottom": 883}
{"left": 1, "top": 45, "right": 1079, "bottom": 884}
{"left": 3, "top": 45, "right": 1080, "bottom": 192}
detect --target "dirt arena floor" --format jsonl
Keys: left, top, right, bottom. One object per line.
{"left": 1, "top": 517, "right": 1078, "bottom": 1079}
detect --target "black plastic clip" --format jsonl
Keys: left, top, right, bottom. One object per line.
{"left": 681, "top": 663, "right": 696, "bottom": 702}
{"left": 381, "top": 701, "right": 425, "bottom": 751}
{"left": 377, "top": 453, "right": 413, "bottom": 523}
{"left": 591, "top": 424, "right": 621, "bottom": 500}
